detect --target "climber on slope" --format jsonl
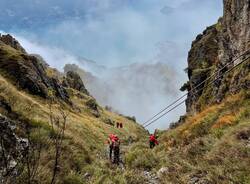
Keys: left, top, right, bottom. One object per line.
{"left": 149, "top": 134, "right": 159, "bottom": 149}
{"left": 108, "top": 134, "right": 115, "bottom": 161}
{"left": 108, "top": 134, "right": 120, "bottom": 164}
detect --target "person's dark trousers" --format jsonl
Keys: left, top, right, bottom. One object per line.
{"left": 150, "top": 141, "right": 155, "bottom": 149}
{"left": 113, "top": 146, "right": 120, "bottom": 164}
{"left": 109, "top": 144, "right": 113, "bottom": 160}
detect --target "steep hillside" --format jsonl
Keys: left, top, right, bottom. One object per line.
{"left": 0, "top": 1, "right": 249, "bottom": 183}
{"left": 181, "top": 0, "right": 250, "bottom": 113}
{"left": 152, "top": 92, "right": 250, "bottom": 183}
{"left": 0, "top": 34, "right": 147, "bottom": 184}
{"left": 125, "top": 1, "right": 250, "bottom": 184}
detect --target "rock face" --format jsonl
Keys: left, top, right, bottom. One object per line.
{"left": 0, "top": 35, "right": 69, "bottom": 102}
{"left": 184, "top": 0, "right": 250, "bottom": 112}
{"left": 0, "top": 34, "right": 26, "bottom": 53}
{"left": 63, "top": 71, "right": 89, "bottom": 95}
{"left": 0, "top": 114, "right": 28, "bottom": 183}
{"left": 85, "top": 98, "right": 100, "bottom": 117}
{"left": 0, "top": 96, "right": 12, "bottom": 115}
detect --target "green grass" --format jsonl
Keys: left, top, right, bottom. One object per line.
{"left": 0, "top": 70, "right": 147, "bottom": 184}
{"left": 125, "top": 147, "right": 159, "bottom": 170}
{"left": 1, "top": 37, "right": 250, "bottom": 183}
{"left": 63, "top": 173, "right": 86, "bottom": 184}
{"left": 152, "top": 91, "right": 250, "bottom": 183}
{"left": 110, "top": 91, "right": 250, "bottom": 184}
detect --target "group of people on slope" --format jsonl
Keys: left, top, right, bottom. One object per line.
{"left": 116, "top": 122, "right": 123, "bottom": 128}
{"left": 107, "top": 132, "right": 159, "bottom": 165}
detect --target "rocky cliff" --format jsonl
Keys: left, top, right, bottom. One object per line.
{"left": 152, "top": 2, "right": 250, "bottom": 183}
{"left": 0, "top": 34, "right": 71, "bottom": 103}
{"left": 62, "top": 71, "right": 89, "bottom": 95}
{"left": 0, "top": 34, "right": 26, "bottom": 53}
{"left": 183, "top": 0, "right": 250, "bottom": 112}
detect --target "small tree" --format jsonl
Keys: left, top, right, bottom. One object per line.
{"left": 48, "top": 89, "right": 69, "bottom": 184}
{"left": 21, "top": 103, "right": 42, "bottom": 184}
{"left": 24, "top": 124, "right": 42, "bottom": 184}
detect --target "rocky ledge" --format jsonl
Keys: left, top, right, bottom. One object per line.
{"left": 0, "top": 34, "right": 69, "bottom": 102}
{"left": 0, "top": 115, "right": 28, "bottom": 183}
{"left": 63, "top": 71, "right": 89, "bottom": 95}
{"left": 182, "top": 0, "right": 250, "bottom": 113}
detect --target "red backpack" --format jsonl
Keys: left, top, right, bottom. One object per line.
{"left": 149, "top": 135, "right": 159, "bottom": 145}
{"left": 150, "top": 135, "right": 155, "bottom": 141}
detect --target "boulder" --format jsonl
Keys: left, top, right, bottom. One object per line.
{"left": 63, "top": 71, "right": 89, "bottom": 95}
{"left": 85, "top": 99, "right": 100, "bottom": 117}
{"left": 0, "top": 96, "right": 12, "bottom": 114}
{"left": 157, "top": 167, "right": 169, "bottom": 178}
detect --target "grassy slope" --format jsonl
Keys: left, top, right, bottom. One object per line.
{"left": 124, "top": 91, "right": 250, "bottom": 184}
{"left": 122, "top": 58, "right": 250, "bottom": 183}
{"left": 0, "top": 74, "right": 148, "bottom": 184}
{"left": 2, "top": 37, "right": 249, "bottom": 183}
{"left": 0, "top": 43, "right": 147, "bottom": 184}
{"left": 156, "top": 91, "right": 250, "bottom": 184}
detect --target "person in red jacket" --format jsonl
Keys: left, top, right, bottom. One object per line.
{"left": 108, "top": 134, "right": 120, "bottom": 164}
{"left": 149, "top": 134, "right": 159, "bottom": 149}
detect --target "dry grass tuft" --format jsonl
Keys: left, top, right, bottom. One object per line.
{"left": 212, "top": 114, "right": 237, "bottom": 129}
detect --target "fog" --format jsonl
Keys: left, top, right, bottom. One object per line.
{"left": 13, "top": 36, "right": 186, "bottom": 131}
{"left": 0, "top": 0, "right": 223, "bottom": 131}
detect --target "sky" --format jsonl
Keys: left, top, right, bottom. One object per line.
{"left": 0, "top": 0, "right": 223, "bottom": 131}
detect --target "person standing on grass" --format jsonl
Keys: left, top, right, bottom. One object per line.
{"left": 108, "top": 134, "right": 120, "bottom": 164}
{"left": 149, "top": 134, "right": 159, "bottom": 149}
{"left": 108, "top": 134, "right": 115, "bottom": 160}
{"left": 120, "top": 122, "right": 123, "bottom": 129}
{"left": 113, "top": 136, "right": 120, "bottom": 165}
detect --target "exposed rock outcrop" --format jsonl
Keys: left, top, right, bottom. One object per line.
{"left": 0, "top": 37, "right": 69, "bottom": 102}
{"left": 30, "top": 54, "right": 49, "bottom": 68}
{"left": 0, "top": 34, "right": 26, "bottom": 53}
{"left": 0, "top": 96, "right": 12, "bottom": 115}
{"left": 184, "top": 0, "right": 250, "bottom": 112}
{"left": 85, "top": 98, "right": 100, "bottom": 117}
{"left": 0, "top": 114, "right": 28, "bottom": 183}
{"left": 63, "top": 71, "right": 89, "bottom": 95}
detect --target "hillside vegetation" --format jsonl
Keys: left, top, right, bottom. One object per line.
{"left": 0, "top": 35, "right": 147, "bottom": 184}
{"left": 125, "top": 0, "right": 250, "bottom": 183}
{"left": 0, "top": 0, "right": 249, "bottom": 183}
{"left": 122, "top": 90, "right": 250, "bottom": 183}
{"left": 155, "top": 91, "right": 250, "bottom": 183}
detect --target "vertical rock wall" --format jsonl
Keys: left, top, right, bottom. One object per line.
{"left": 185, "top": 0, "right": 250, "bottom": 112}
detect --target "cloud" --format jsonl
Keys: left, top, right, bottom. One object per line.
{"left": 13, "top": 34, "right": 186, "bottom": 131}
{"left": 14, "top": 35, "right": 80, "bottom": 70}
{"left": 99, "top": 62, "right": 185, "bottom": 130}
{"left": 5, "top": 0, "right": 222, "bottom": 67}
{"left": 160, "top": 6, "right": 174, "bottom": 15}
{"left": 0, "top": 0, "right": 223, "bottom": 131}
